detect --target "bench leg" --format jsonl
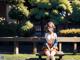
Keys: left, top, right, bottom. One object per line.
{"left": 59, "top": 56, "right": 63, "bottom": 60}
{"left": 38, "top": 55, "right": 42, "bottom": 60}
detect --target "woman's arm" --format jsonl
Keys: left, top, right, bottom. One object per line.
{"left": 52, "top": 33, "right": 58, "bottom": 49}
{"left": 53, "top": 39, "right": 58, "bottom": 47}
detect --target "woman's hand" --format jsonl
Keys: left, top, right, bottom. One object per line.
{"left": 47, "top": 40, "right": 53, "bottom": 44}
{"left": 50, "top": 47, "right": 58, "bottom": 52}
{"left": 50, "top": 47, "right": 53, "bottom": 51}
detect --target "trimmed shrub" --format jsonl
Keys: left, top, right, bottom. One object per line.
{"left": 59, "top": 28, "right": 80, "bottom": 37}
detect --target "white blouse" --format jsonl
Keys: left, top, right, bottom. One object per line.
{"left": 45, "top": 33, "right": 57, "bottom": 42}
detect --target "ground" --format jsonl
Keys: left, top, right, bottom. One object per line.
{"left": 0, "top": 54, "right": 80, "bottom": 60}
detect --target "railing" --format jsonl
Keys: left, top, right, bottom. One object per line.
{"left": 0, "top": 37, "right": 80, "bottom": 54}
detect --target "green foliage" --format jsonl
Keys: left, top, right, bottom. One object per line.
{"left": 58, "top": 0, "right": 72, "bottom": 13}
{"left": 20, "top": 21, "right": 34, "bottom": 37}
{"left": 8, "top": 1, "right": 29, "bottom": 20}
{"left": 28, "top": 0, "right": 49, "bottom": 4}
{"left": 8, "top": 0, "right": 73, "bottom": 36}
{"left": 67, "top": 0, "right": 80, "bottom": 23}
{"left": 58, "top": 4, "right": 67, "bottom": 11}
{"left": 21, "top": 21, "right": 33, "bottom": 32}
{"left": 17, "top": 3, "right": 29, "bottom": 17}
{"left": 36, "top": 2, "right": 52, "bottom": 9}
{"left": 29, "top": 0, "right": 72, "bottom": 24}
{"left": 8, "top": 0, "right": 25, "bottom": 5}
{"left": 8, "top": 0, "right": 33, "bottom": 36}
{"left": 9, "top": 0, "right": 72, "bottom": 24}
{"left": 0, "top": 21, "right": 17, "bottom": 37}
{"left": 8, "top": 7, "right": 24, "bottom": 20}
{"left": 30, "top": 8, "right": 49, "bottom": 20}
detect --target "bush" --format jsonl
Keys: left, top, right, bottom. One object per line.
{"left": 59, "top": 28, "right": 80, "bottom": 37}
{"left": 0, "top": 20, "right": 34, "bottom": 37}
{"left": 0, "top": 21, "right": 17, "bottom": 37}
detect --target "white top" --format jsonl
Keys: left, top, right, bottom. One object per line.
{"left": 45, "top": 33, "right": 57, "bottom": 42}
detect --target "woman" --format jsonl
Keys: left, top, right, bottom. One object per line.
{"left": 44, "top": 21, "right": 58, "bottom": 60}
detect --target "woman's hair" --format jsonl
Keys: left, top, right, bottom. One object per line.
{"left": 47, "top": 21, "right": 55, "bottom": 28}
{"left": 44, "top": 21, "right": 56, "bottom": 32}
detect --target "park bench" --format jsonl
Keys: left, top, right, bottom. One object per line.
{"left": 36, "top": 51, "right": 64, "bottom": 60}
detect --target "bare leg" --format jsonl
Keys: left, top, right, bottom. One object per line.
{"left": 45, "top": 50, "right": 51, "bottom": 60}
{"left": 50, "top": 50, "right": 56, "bottom": 60}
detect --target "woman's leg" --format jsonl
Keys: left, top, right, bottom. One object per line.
{"left": 50, "top": 50, "right": 56, "bottom": 60}
{"left": 44, "top": 50, "right": 51, "bottom": 60}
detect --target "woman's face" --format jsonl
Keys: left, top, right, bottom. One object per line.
{"left": 47, "top": 24, "right": 54, "bottom": 33}
{"left": 47, "top": 22, "right": 55, "bottom": 33}
{"left": 48, "top": 27, "right": 53, "bottom": 33}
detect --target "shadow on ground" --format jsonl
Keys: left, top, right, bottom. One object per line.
{"left": 25, "top": 58, "right": 59, "bottom": 60}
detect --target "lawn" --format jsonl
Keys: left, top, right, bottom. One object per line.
{"left": 0, "top": 54, "right": 80, "bottom": 60}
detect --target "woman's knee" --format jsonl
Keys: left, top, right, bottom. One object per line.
{"left": 45, "top": 50, "right": 50, "bottom": 56}
{"left": 50, "top": 51, "right": 55, "bottom": 59}
{"left": 51, "top": 56, "right": 55, "bottom": 60}
{"left": 51, "top": 51, "right": 56, "bottom": 56}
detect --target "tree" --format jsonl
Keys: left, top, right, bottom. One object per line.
{"left": 8, "top": 0, "right": 29, "bottom": 20}
{"left": 66, "top": 0, "right": 80, "bottom": 23}
{"left": 8, "top": 0, "right": 34, "bottom": 36}
{"left": 28, "top": 0, "right": 72, "bottom": 24}
{"left": 8, "top": 0, "right": 73, "bottom": 25}
{"left": 8, "top": 0, "right": 73, "bottom": 36}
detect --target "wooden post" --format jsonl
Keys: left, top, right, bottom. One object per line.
{"left": 73, "top": 42, "right": 77, "bottom": 54}
{"left": 59, "top": 42, "right": 62, "bottom": 51}
{"left": 14, "top": 41, "right": 19, "bottom": 54}
{"left": 33, "top": 42, "right": 37, "bottom": 54}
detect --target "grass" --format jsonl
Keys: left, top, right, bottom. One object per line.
{"left": 63, "top": 55, "right": 80, "bottom": 60}
{"left": 0, "top": 54, "right": 80, "bottom": 60}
